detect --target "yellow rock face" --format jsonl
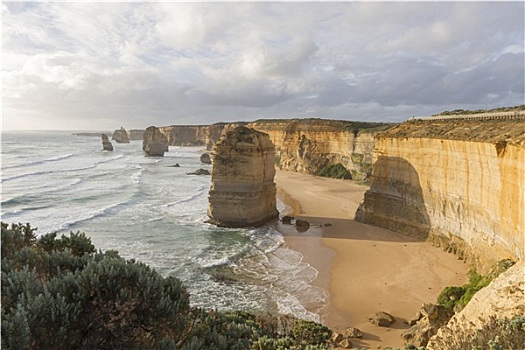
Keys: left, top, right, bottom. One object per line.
{"left": 356, "top": 119, "right": 525, "bottom": 271}
{"left": 248, "top": 119, "right": 389, "bottom": 180}
{"left": 208, "top": 126, "right": 278, "bottom": 227}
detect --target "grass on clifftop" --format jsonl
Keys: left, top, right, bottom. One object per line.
{"left": 433, "top": 104, "right": 524, "bottom": 116}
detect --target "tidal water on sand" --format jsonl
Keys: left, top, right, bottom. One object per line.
{"left": 1, "top": 131, "right": 327, "bottom": 322}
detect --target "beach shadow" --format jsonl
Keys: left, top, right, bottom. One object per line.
{"left": 276, "top": 216, "right": 424, "bottom": 243}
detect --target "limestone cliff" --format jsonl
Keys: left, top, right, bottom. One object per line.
{"left": 154, "top": 119, "right": 389, "bottom": 180}
{"left": 356, "top": 117, "right": 525, "bottom": 272}
{"left": 208, "top": 126, "right": 278, "bottom": 227}
{"left": 426, "top": 261, "right": 524, "bottom": 350}
{"left": 248, "top": 119, "right": 392, "bottom": 181}
{"left": 112, "top": 127, "right": 130, "bottom": 143}
{"left": 143, "top": 126, "right": 169, "bottom": 157}
{"left": 128, "top": 129, "right": 145, "bottom": 140}
{"left": 159, "top": 123, "right": 247, "bottom": 149}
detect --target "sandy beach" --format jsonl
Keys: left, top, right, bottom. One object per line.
{"left": 274, "top": 170, "right": 468, "bottom": 348}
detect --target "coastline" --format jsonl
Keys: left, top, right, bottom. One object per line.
{"left": 274, "top": 170, "right": 468, "bottom": 348}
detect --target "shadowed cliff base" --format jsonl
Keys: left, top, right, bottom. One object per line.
{"left": 355, "top": 156, "right": 431, "bottom": 240}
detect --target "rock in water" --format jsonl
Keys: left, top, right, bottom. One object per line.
{"left": 200, "top": 153, "right": 212, "bottom": 164}
{"left": 112, "top": 127, "right": 130, "bottom": 143}
{"left": 187, "top": 168, "right": 210, "bottom": 176}
{"left": 101, "top": 133, "right": 113, "bottom": 151}
{"left": 143, "top": 126, "right": 169, "bottom": 157}
{"left": 208, "top": 126, "right": 279, "bottom": 227}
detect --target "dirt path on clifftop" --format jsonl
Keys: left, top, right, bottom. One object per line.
{"left": 274, "top": 170, "right": 468, "bottom": 349}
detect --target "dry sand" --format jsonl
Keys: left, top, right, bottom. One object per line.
{"left": 274, "top": 170, "right": 468, "bottom": 348}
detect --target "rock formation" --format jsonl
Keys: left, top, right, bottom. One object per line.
{"left": 208, "top": 126, "right": 278, "bottom": 227}
{"left": 156, "top": 119, "right": 390, "bottom": 181}
{"left": 112, "top": 127, "right": 130, "bottom": 143}
{"left": 248, "top": 119, "right": 391, "bottom": 181}
{"left": 402, "top": 303, "right": 454, "bottom": 347}
{"left": 101, "top": 134, "right": 113, "bottom": 151}
{"left": 143, "top": 126, "right": 169, "bottom": 157}
{"left": 187, "top": 169, "right": 210, "bottom": 176}
{"left": 426, "top": 261, "right": 524, "bottom": 349}
{"left": 200, "top": 153, "right": 211, "bottom": 164}
{"left": 356, "top": 117, "right": 525, "bottom": 272}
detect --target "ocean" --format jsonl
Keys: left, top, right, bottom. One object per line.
{"left": 1, "top": 131, "right": 326, "bottom": 322}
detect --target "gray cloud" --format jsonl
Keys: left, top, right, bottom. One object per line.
{"left": 2, "top": 1, "right": 523, "bottom": 130}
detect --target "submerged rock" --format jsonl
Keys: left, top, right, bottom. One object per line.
{"left": 208, "top": 126, "right": 278, "bottom": 227}
{"left": 187, "top": 169, "right": 210, "bottom": 176}
{"left": 101, "top": 134, "right": 113, "bottom": 151}
{"left": 143, "top": 126, "right": 169, "bottom": 157}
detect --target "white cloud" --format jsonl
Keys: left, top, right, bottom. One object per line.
{"left": 2, "top": 1, "right": 524, "bottom": 130}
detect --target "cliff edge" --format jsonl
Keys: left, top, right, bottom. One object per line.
{"left": 356, "top": 117, "right": 525, "bottom": 272}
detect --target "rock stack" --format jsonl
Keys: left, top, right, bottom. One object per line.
{"left": 112, "top": 127, "right": 130, "bottom": 143}
{"left": 101, "top": 134, "right": 113, "bottom": 151}
{"left": 143, "top": 126, "right": 169, "bottom": 157}
{"left": 200, "top": 153, "right": 212, "bottom": 164}
{"left": 208, "top": 126, "right": 278, "bottom": 227}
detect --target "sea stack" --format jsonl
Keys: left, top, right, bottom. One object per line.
{"left": 101, "top": 133, "right": 113, "bottom": 151}
{"left": 112, "top": 127, "right": 130, "bottom": 143}
{"left": 208, "top": 126, "right": 278, "bottom": 227}
{"left": 143, "top": 126, "right": 169, "bottom": 157}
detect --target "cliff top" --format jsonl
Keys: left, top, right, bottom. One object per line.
{"left": 379, "top": 119, "right": 525, "bottom": 144}
{"left": 250, "top": 118, "right": 394, "bottom": 134}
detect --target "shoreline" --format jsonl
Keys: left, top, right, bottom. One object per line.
{"left": 274, "top": 170, "right": 468, "bottom": 348}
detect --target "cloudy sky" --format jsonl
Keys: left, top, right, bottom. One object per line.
{"left": 2, "top": 1, "right": 524, "bottom": 130}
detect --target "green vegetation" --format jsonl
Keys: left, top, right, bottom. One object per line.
{"left": 433, "top": 315, "right": 525, "bottom": 350}
{"left": 1, "top": 222, "right": 332, "bottom": 350}
{"left": 436, "top": 259, "right": 515, "bottom": 312}
{"left": 316, "top": 163, "right": 351, "bottom": 179}
{"left": 434, "top": 105, "right": 525, "bottom": 116}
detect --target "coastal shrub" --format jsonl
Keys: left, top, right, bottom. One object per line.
{"left": 316, "top": 163, "right": 351, "bottom": 179}
{"left": 436, "top": 260, "right": 515, "bottom": 312}
{"left": 436, "top": 315, "right": 525, "bottom": 350}
{"left": 1, "top": 222, "right": 333, "bottom": 350}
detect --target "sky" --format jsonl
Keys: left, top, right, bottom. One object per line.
{"left": 2, "top": 1, "right": 524, "bottom": 131}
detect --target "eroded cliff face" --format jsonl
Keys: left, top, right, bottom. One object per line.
{"left": 128, "top": 129, "right": 145, "bottom": 140}
{"left": 356, "top": 118, "right": 525, "bottom": 271}
{"left": 208, "top": 126, "right": 278, "bottom": 227}
{"left": 159, "top": 123, "right": 247, "bottom": 149}
{"left": 248, "top": 119, "right": 391, "bottom": 181}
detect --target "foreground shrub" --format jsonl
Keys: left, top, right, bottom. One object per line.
{"left": 1, "top": 222, "right": 332, "bottom": 350}
{"left": 436, "top": 315, "right": 525, "bottom": 350}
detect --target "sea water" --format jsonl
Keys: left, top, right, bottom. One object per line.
{"left": 1, "top": 131, "right": 327, "bottom": 322}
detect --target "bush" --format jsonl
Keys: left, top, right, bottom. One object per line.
{"left": 436, "top": 260, "right": 515, "bottom": 312}
{"left": 440, "top": 315, "right": 525, "bottom": 350}
{"left": 1, "top": 222, "right": 333, "bottom": 350}
{"left": 316, "top": 163, "right": 351, "bottom": 179}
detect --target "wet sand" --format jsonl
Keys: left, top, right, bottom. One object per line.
{"left": 274, "top": 170, "right": 468, "bottom": 348}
